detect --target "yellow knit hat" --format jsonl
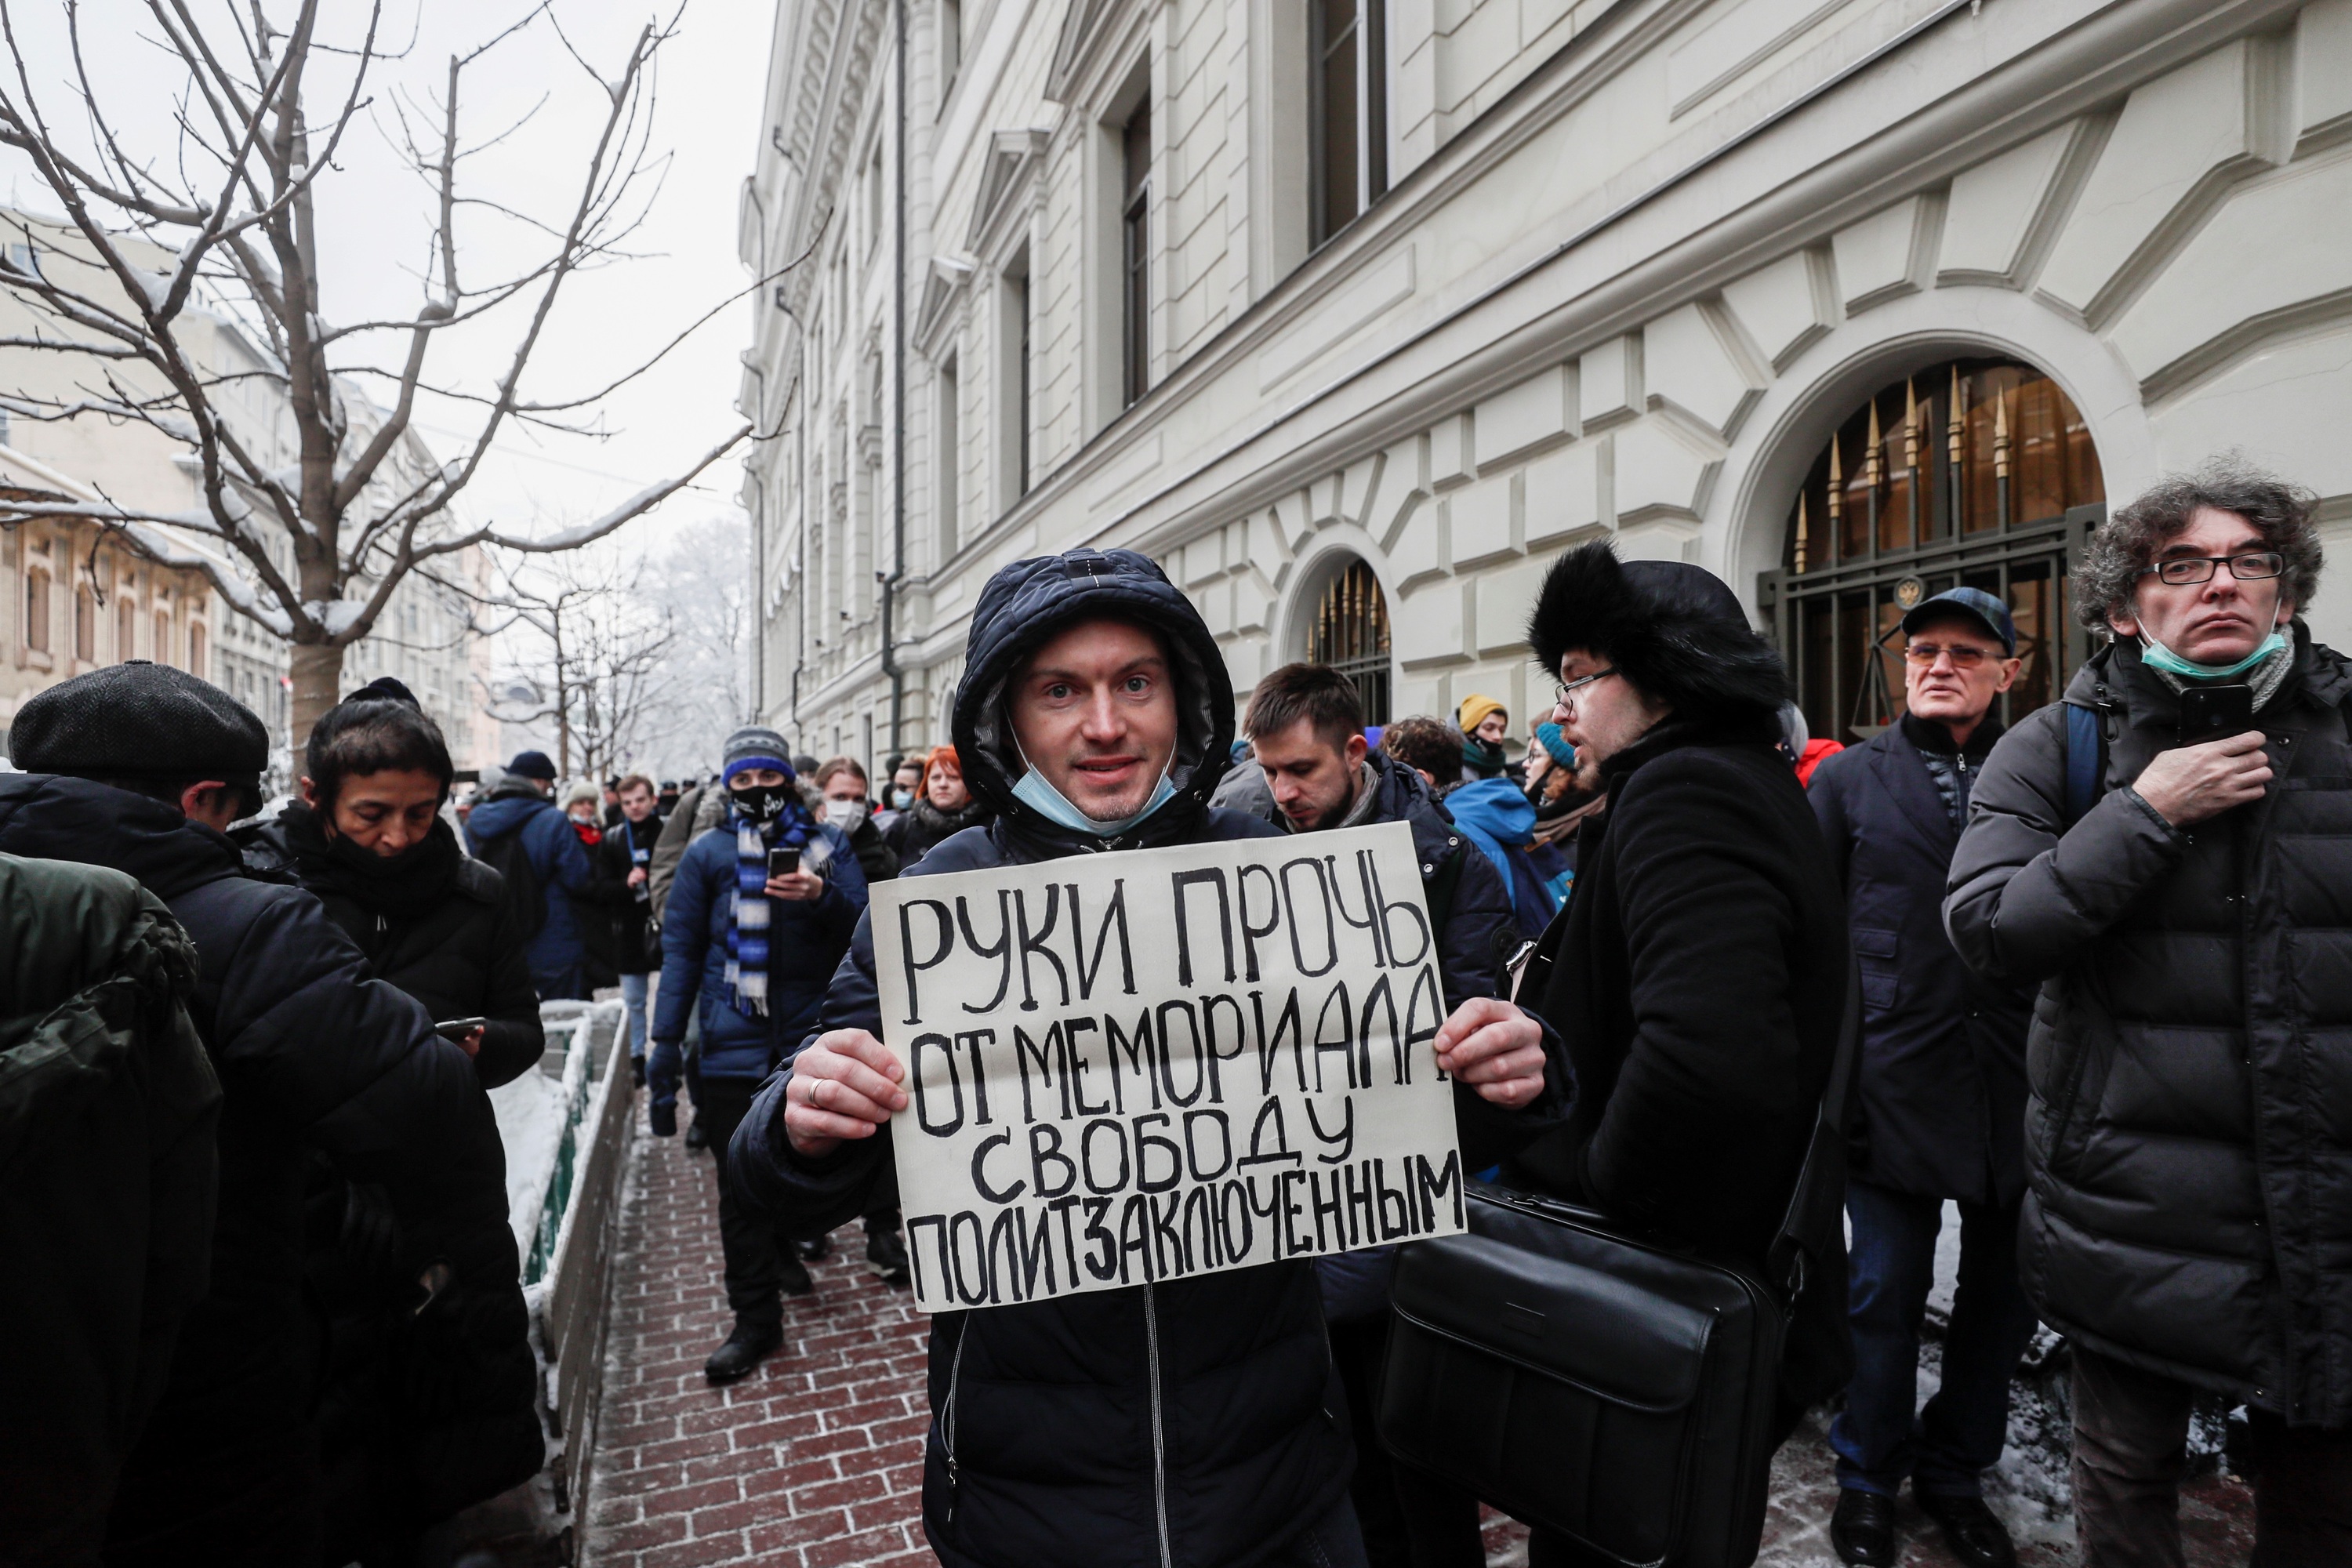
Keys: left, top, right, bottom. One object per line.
{"left": 1457, "top": 693, "right": 1506, "bottom": 735}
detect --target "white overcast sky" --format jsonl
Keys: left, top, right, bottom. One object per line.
{"left": 2, "top": 0, "right": 774, "bottom": 553}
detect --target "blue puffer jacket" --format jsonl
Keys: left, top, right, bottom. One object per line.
{"left": 463, "top": 788, "right": 593, "bottom": 992}
{"left": 727, "top": 548, "right": 1569, "bottom": 1568}
{"left": 1445, "top": 775, "right": 1573, "bottom": 940}
{"left": 650, "top": 818, "right": 866, "bottom": 1089}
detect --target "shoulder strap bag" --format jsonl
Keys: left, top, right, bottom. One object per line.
{"left": 1377, "top": 964, "right": 1860, "bottom": 1568}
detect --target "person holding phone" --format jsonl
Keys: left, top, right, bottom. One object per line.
{"left": 648, "top": 729, "right": 869, "bottom": 1383}
{"left": 1948, "top": 461, "right": 2352, "bottom": 1566}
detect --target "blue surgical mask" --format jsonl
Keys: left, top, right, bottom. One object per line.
{"left": 890, "top": 788, "right": 914, "bottom": 810}
{"left": 2140, "top": 629, "right": 2287, "bottom": 681}
{"left": 1011, "top": 753, "right": 1178, "bottom": 837}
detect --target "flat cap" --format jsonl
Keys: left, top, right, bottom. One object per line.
{"left": 10, "top": 660, "right": 269, "bottom": 779}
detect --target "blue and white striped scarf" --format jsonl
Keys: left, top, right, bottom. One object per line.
{"left": 724, "top": 799, "right": 817, "bottom": 1019}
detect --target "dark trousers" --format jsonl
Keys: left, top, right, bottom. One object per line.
{"left": 1829, "top": 1181, "right": 2039, "bottom": 1497}
{"left": 1328, "top": 1316, "right": 1485, "bottom": 1568}
{"left": 694, "top": 1077, "right": 789, "bottom": 1330}
{"left": 2071, "top": 1344, "right": 2352, "bottom": 1568}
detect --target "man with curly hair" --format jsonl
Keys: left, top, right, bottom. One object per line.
{"left": 1947, "top": 459, "right": 2352, "bottom": 1565}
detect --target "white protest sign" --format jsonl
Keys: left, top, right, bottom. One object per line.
{"left": 869, "top": 819, "right": 1467, "bottom": 1313}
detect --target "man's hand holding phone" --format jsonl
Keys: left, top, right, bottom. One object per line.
{"left": 782, "top": 1029, "right": 906, "bottom": 1158}
{"left": 2134, "top": 731, "right": 2272, "bottom": 828}
{"left": 764, "top": 844, "right": 824, "bottom": 902}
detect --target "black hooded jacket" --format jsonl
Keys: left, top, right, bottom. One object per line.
{"left": 242, "top": 805, "right": 545, "bottom": 1087}
{"left": 728, "top": 550, "right": 1565, "bottom": 1568}
{"left": 0, "top": 775, "right": 532, "bottom": 1534}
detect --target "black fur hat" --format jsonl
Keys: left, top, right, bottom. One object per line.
{"left": 1525, "top": 541, "right": 1788, "bottom": 720}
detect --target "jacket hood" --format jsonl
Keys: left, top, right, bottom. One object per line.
{"left": 1526, "top": 540, "right": 1788, "bottom": 721}
{"left": 0, "top": 772, "right": 245, "bottom": 902}
{"left": 952, "top": 548, "right": 1236, "bottom": 846}
{"left": 1444, "top": 775, "right": 1537, "bottom": 848}
{"left": 466, "top": 792, "right": 553, "bottom": 840}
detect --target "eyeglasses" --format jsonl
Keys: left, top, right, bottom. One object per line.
{"left": 1551, "top": 667, "right": 1619, "bottom": 717}
{"left": 2138, "top": 551, "right": 2285, "bottom": 586}
{"left": 1902, "top": 644, "right": 1996, "bottom": 669}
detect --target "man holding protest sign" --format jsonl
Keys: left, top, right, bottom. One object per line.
{"left": 731, "top": 548, "right": 1563, "bottom": 1568}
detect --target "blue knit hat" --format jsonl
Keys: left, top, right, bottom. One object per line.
{"left": 721, "top": 725, "right": 795, "bottom": 786}
{"left": 1534, "top": 722, "right": 1577, "bottom": 768}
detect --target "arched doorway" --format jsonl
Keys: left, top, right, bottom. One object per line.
{"left": 1306, "top": 557, "right": 1392, "bottom": 724}
{"left": 1760, "top": 356, "right": 2106, "bottom": 744}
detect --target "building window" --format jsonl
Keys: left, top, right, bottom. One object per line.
{"left": 938, "top": 0, "right": 961, "bottom": 106}
{"left": 24, "top": 568, "right": 49, "bottom": 653}
{"left": 999, "top": 251, "right": 1032, "bottom": 506}
{"left": 868, "top": 143, "right": 886, "bottom": 263}
{"left": 74, "top": 584, "right": 96, "bottom": 662}
{"left": 117, "top": 594, "right": 136, "bottom": 660}
{"left": 1120, "top": 101, "right": 1151, "bottom": 408}
{"left": 1311, "top": 0, "right": 1386, "bottom": 247}
{"left": 154, "top": 611, "right": 172, "bottom": 668}
{"left": 1773, "top": 357, "right": 2107, "bottom": 742}
{"left": 189, "top": 622, "right": 206, "bottom": 680}
{"left": 937, "top": 355, "right": 960, "bottom": 559}
{"left": 1308, "top": 558, "right": 1391, "bottom": 724}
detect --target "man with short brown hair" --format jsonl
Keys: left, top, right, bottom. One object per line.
{"left": 1238, "top": 662, "right": 1523, "bottom": 1568}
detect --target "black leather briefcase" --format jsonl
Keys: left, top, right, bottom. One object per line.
{"left": 1377, "top": 978, "right": 1857, "bottom": 1568}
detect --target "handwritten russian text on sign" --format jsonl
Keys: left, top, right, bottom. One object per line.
{"left": 870, "top": 821, "right": 1466, "bottom": 1312}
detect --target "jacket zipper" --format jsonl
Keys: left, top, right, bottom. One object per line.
{"left": 943, "top": 1322, "right": 970, "bottom": 1520}
{"left": 1143, "top": 1284, "right": 1173, "bottom": 1568}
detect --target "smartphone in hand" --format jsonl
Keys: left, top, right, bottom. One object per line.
{"left": 2177, "top": 684, "right": 2255, "bottom": 748}
{"left": 767, "top": 845, "right": 801, "bottom": 880}
{"left": 434, "top": 1016, "right": 488, "bottom": 1042}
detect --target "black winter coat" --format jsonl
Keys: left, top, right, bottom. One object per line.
{"left": 884, "top": 794, "right": 993, "bottom": 869}
{"left": 245, "top": 806, "right": 546, "bottom": 1087}
{"left": 1507, "top": 713, "right": 1851, "bottom": 1408}
{"left": 0, "top": 855, "right": 218, "bottom": 1564}
{"left": 1947, "top": 632, "right": 2352, "bottom": 1426}
{"left": 1809, "top": 715, "right": 2033, "bottom": 1207}
{"left": 728, "top": 548, "right": 1564, "bottom": 1568}
{"left": 577, "top": 818, "right": 659, "bottom": 976}
{"left": 0, "top": 775, "right": 532, "bottom": 1550}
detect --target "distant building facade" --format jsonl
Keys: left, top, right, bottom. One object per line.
{"left": 0, "top": 209, "right": 498, "bottom": 773}
{"left": 742, "top": 0, "right": 2352, "bottom": 768}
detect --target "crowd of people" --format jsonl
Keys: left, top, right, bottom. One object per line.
{"left": 7, "top": 455, "right": 2350, "bottom": 1568}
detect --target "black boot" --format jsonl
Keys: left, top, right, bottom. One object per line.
{"left": 866, "top": 1225, "right": 911, "bottom": 1287}
{"left": 795, "top": 1234, "right": 830, "bottom": 1262}
{"left": 1829, "top": 1488, "right": 1897, "bottom": 1567}
{"left": 779, "top": 1252, "right": 816, "bottom": 1297}
{"left": 630, "top": 1055, "right": 646, "bottom": 1089}
{"left": 684, "top": 1117, "right": 707, "bottom": 1151}
{"left": 1916, "top": 1493, "right": 2016, "bottom": 1568}
{"left": 703, "top": 1319, "right": 782, "bottom": 1385}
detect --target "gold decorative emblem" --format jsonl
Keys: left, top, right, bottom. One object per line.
{"left": 1893, "top": 577, "right": 1926, "bottom": 610}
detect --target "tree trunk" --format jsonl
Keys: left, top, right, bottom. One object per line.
{"left": 289, "top": 640, "right": 346, "bottom": 746}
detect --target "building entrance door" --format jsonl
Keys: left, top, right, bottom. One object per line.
{"left": 1760, "top": 357, "right": 2107, "bottom": 744}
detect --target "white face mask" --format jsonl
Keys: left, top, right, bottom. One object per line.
{"left": 826, "top": 797, "right": 868, "bottom": 831}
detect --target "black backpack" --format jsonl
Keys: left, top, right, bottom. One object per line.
{"left": 473, "top": 823, "right": 546, "bottom": 944}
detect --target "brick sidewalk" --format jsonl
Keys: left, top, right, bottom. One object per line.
{"left": 580, "top": 1103, "right": 931, "bottom": 1568}
{"left": 579, "top": 1098, "right": 2253, "bottom": 1568}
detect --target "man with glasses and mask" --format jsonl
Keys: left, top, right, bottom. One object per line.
{"left": 1807, "top": 589, "right": 2040, "bottom": 1568}
{"left": 1949, "top": 461, "right": 2352, "bottom": 1565}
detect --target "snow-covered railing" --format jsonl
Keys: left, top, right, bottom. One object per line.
{"left": 472, "top": 996, "right": 637, "bottom": 1557}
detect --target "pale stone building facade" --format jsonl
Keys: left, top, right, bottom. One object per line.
{"left": 0, "top": 210, "right": 498, "bottom": 774}
{"left": 742, "top": 0, "right": 2352, "bottom": 771}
